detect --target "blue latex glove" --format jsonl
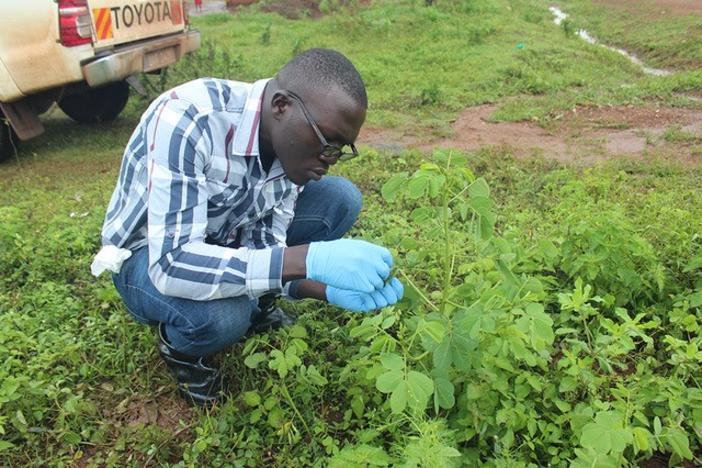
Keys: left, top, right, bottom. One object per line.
{"left": 327, "top": 278, "right": 404, "bottom": 313}
{"left": 306, "top": 239, "right": 393, "bottom": 293}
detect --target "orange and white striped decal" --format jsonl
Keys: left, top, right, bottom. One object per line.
{"left": 93, "top": 7, "right": 114, "bottom": 40}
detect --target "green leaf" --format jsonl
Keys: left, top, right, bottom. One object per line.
{"left": 433, "top": 339, "right": 452, "bottom": 370}
{"left": 667, "top": 428, "right": 693, "bottom": 459}
{"left": 683, "top": 255, "right": 702, "bottom": 272}
{"left": 268, "top": 350, "right": 289, "bottom": 378}
{"left": 515, "top": 303, "right": 555, "bottom": 352}
{"left": 329, "top": 444, "right": 391, "bottom": 467}
{"left": 305, "top": 365, "right": 328, "bottom": 386}
{"left": 428, "top": 174, "right": 446, "bottom": 198}
{"left": 410, "top": 207, "right": 434, "bottom": 223}
{"left": 419, "top": 319, "right": 445, "bottom": 349}
{"left": 244, "top": 352, "right": 266, "bottom": 369}
{"left": 390, "top": 381, "right": 408, "bottom": 413}
{"left": 632, "top": 427, "right": 650, "bottom": 452}
{"left": 653, "top": 416, "right": 662, "bottom": 435}
{"left": 15, "top": 410, "right": 26, "bottom": 426}
{"left": 689, "top": 290, "right": 702, "bottom": 308}
{"left": 380, "top": 353, "right": 404, "bottom": 371}
{"left": 62, "top": 431, "right": 81, "bottom": 445}
{"left": 381, "top": 172, "right": 408, "bottom": 202}
{"left": 434, "top": 377, "right": 455, "bottom": 410}
{"left": 351, "top": 395, "right": 365, "bottom": 419}
{"left": 468, "top": 177, "right": 490, "bottom": 198}
{"left": 0, "top": 441, "right": 14, "bottom": 452}
{"left": 407, "top": 173, "right": 430, "bottom": 199}
{"left": 376, "top": 370, "right": 403, "bottom": 394}
{"left": 572, "top": 447, "right": 618, "bottom": 468}
{"left": 580, "top": 411, "right": 633, "bottom": 455}
{"left": 243, "top": 391, "right": 261, "bottom": 407}
{"left": 468, "top": 196, "right": 493, "bottom": 217}
{"left": 288, "top": 324, "right": 307, "bottom": 338}
{"left": 406, "top": 371, "right": 434, "bottom": 411}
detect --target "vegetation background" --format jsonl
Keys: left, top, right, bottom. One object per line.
{"left": 1, "top": 0, "right": 701, "bottom": 466}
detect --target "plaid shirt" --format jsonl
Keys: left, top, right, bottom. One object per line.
{"left": 99, "top": 78, "right": 301, "bottom": 300}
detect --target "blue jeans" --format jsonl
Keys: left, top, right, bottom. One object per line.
{"left": 112, "top": 176, "right": 362, "bottom": 357}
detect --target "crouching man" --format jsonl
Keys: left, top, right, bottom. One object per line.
{"left": 91, "top": 48, "right": 403, "bottom": 406}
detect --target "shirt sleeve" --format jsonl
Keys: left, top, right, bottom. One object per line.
{"left": 145, "top": 98, "right": 284, "bottom": 300}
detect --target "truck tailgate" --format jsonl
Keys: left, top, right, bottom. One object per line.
{"left": 89, "top": 0, "right": 185, "bottom": 49}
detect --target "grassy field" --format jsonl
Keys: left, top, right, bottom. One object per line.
{"left": 1, "top": 0, "right": 701, "bottom": 465}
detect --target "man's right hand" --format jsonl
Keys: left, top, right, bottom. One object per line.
{"left": 306, "top": 239, "right": 392, "bottom": 292}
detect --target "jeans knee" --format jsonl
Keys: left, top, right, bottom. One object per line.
{"left": 333, "top": 177, "right": 362, "bottom": 233}
{"left": 170, "top": 297, "right": 253, "bottom": 356}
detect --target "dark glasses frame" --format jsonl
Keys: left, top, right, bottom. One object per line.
{"left": 284, "top": 90, "right": 359, "bottom": 162}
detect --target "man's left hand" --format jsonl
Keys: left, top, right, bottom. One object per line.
{"left": 326, "top": 278, "right": 404, "bottom": 313}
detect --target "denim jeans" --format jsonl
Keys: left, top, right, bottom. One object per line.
{"left": 112, "top": 175, "right": 362, "bottom": 357}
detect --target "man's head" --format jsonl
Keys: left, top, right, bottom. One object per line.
{"left": 259, "top": 48, "right": 367, "bottom": 185}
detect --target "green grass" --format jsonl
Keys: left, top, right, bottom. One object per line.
{"left": 1, "top": 0, "right": 701, "bottom": 465}
{"left": 663, "top": 124, "right": 699, "bottom": 144}
{"left": 559, "top": 0, "right": 702, "bottom": 70}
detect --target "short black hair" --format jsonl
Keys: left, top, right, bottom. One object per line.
{"left": 277, "top": 48, "right": 367, "bottom": 108}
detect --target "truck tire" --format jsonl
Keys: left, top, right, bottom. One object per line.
{"left": 58, "top": 81, "right": 130, "bottom": 123}
{"left": 0, "top": 111, "right": 17, "bottom": 163}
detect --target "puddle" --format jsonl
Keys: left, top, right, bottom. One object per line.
{"left": 549, "top": 6, "right": 672, "bottom": 77}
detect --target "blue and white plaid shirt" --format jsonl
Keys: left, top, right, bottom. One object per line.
{"left": 98, "top": 78, "right": 301, "bottom": 300}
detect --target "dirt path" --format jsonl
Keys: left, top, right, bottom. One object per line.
{"left": 360, "top": 103, "right": 702, "bottom": 166}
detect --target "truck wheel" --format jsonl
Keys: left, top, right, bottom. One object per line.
{"left": 58, "top": 81, "right": 130, "bottom": 123}
{"left": 0, "top": 112, "right": 17, "bottom": 163}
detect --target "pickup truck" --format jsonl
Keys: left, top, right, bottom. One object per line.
{"left": 0, "top": 0, "right": 201, "bottom": 162}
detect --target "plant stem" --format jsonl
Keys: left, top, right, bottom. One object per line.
{"left": 398, "top": 268, "right": 439, "bottom": 312}
{"left": 441, "top": 151, "right": 453, "bottom": 316}
{"left": 280, "top": 382, "right": 311, "bottom": 436}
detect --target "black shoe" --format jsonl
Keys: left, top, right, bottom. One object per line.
{"left": 247, "top": 295, "right": 296, "bottom": 335}
{"left": 157, "top": 323, "right": 226, "bottom": 407}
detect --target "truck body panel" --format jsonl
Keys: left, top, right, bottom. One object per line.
{"left": 0, "top": 0, "right": 199, "bottom": 148}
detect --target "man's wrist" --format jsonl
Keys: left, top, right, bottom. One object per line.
{"left": 282, "top": 244, "right": 309, "bottom": 283}
{"left": 293, "top": 279, "right": 327, "bottom": 301}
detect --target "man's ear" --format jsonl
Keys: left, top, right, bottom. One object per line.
{"left": 270, "top": 91, "right": 292, "bottom": 120}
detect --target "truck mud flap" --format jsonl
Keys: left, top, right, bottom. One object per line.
{"left": 0, "top": 100, "right": 44, "bottom": 141}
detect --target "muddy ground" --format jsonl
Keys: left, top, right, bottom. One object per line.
{"left": 361, "top": 103, "right": 702, "bottom": 166}
{"left": 596, "top": 0, "right": 702, "bottom": 17}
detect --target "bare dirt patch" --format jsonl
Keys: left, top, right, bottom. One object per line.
{"left": 117, "top": 392, "right": 195, "bottom": 429}
{"left": 226, "top": 0, "right": 369, "bottom": 19}
{"left": 360, "top": 104, "right": 702, "bottom": 166}
{"left": 595, "top": 0, "right": 702, "bottom": 17}
{"left": 71, "top": 389, "right": 196, "bottom": 467}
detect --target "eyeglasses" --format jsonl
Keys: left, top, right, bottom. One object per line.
{"left": 285, "top": 90, "right": 359, "bottom": 162}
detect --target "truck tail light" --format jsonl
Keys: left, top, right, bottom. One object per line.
{"left": 58, "top": 0, "right": 93, "bottom": 47}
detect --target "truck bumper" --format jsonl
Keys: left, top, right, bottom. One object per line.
{"left": 82, "top": 30, "right": 200, "bottom": 87}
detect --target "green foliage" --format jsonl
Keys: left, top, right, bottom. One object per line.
{"left": 663, "top": 125, "right": 699, "bottom": 144}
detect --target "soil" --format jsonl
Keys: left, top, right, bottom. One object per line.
{"left": 118, "top": 393, "right": 195, "bottom": 429}
{"left": 257, "top": 0, "right": 324, "bottom": 19}
{"left": 595, "top": 0, "right": 702, "bottom": 17}
{"left": 72, "top": 389, "right": 195, "bottom": 467}
{"left": 226, "top": 0, "right": 369, "bottom": 19}
{"left": 360, "top": 103, "right": 702, "bottom": 166}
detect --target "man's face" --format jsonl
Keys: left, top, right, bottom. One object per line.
{"left": 269, "top": 86, "right": 366, "bottom": 185}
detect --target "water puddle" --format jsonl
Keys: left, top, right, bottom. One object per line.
{"left": 549, "top": 6, "right": 672, "bottom": 77}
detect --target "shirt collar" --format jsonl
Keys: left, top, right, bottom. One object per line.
{"left": 231, "top": 78, "right": 270, "bottom": 157}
